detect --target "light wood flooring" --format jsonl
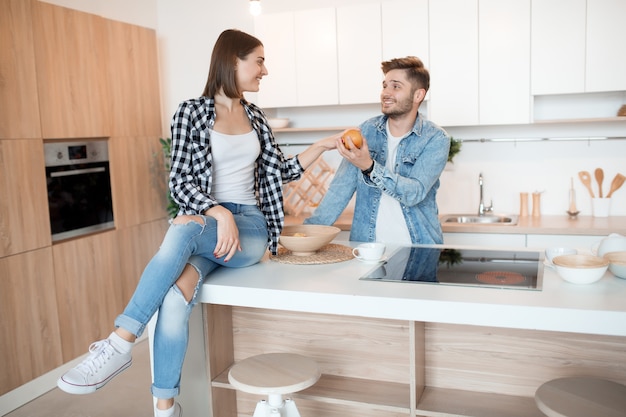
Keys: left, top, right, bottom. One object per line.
{"left": 4, "top": 339, "right": 154, "bottom": 417}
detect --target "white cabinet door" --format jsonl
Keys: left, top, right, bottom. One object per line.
{"left": 531, "top": 0, "right": 586, "bottom": 95}
{"left": 336, "top": 3, "right": 382, "bottom": 105}
{"left": 586, "top": 0, "right": 626, "bottom": 92}
{"left": 429, "top": 0, "right": 479, "bottom": 126}
{"left": 381, "top": 0, "right": 429, "bottom": 67}
{"left": 294, "top": 8, "right": 338, "bottom": 106}
{"left": 526, "top": 234, "right": 605, "bottom": 252}
{"left": 479, "top": 0, "right": 531, "bottom": 125}
{"left": 254, "top": 12, "right": 297, "bottom": 108}
{"left": 443, "top": 233, "right": 526, "bottom": 248}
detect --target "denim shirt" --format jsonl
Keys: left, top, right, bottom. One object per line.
{"left": 304, "top": 112, "right": 450, "bottom": 244}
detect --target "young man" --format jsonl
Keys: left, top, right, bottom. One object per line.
{"left": 305, "top": 56, "right": 450, "bottom": 244}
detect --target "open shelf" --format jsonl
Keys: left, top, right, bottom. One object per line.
{"left": 212, "top": 371, "right": 411, "bottom": 413}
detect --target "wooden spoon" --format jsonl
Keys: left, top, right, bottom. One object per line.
{"left": 578, "top": 171, "right": 595, "bottom": 198}
{"left": 606, "top": 173, "right": 625, "bottom": 198}
{"left": 594, "top": 168, "right": 604, "bottom": 198}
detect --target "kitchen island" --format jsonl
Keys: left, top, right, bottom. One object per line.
{"left": 173, "top": 241, "right": 626, "bottom": 417}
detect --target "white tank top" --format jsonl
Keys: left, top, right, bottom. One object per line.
{"left": 375, "top": 122, "right": 412, "bottom": 244}
{"left": 210, "top": 130, "right": 260, "bottom": 205}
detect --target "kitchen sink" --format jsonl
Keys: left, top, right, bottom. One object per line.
{"left": 440, "top": 214, "right": 519, "bottom": 225}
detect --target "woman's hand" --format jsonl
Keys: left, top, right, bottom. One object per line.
{"left": 205, "top": 205, "right": 241, "bottom": 261}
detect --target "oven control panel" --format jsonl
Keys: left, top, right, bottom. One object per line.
{"left": 44, "top": 140, "right": 109, "bottom": 167}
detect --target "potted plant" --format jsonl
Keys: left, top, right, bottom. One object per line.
{"left": 448, "top": 136, "right": 462, "bottom": 163}
{"left": 159, "top": 137, "right": 179, "bottom": 218}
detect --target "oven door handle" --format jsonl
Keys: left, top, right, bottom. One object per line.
{"left": 50, "top": 167, "right": 106, "bottom": 178}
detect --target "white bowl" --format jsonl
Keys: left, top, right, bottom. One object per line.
{"left": 603, "top": 251, "right": 626, "bottom": 279}
{"left": 593, "top": 234, "right": 626, "bottom": 257}
{"left": 279, "top": 224, "right": 341, "bottom": 256}
{"left": 552, "top": 254, "right": 609, "bottom": 285}
{"left": 267, "top": 118, "right": 290, "bottom": 129}
{"left": 545, "top": 247, "right": 577, "bottom": 264}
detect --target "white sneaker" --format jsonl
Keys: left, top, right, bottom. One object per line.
{"left": 57, "top": 339, "right": 132, "bottom": 394}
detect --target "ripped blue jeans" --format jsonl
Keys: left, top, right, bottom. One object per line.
{"left": 114, "top": 203, "right": 268, "bottom": 399}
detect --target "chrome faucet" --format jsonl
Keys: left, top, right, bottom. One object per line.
{"left": 478, "top": 172, "right": 493, "bottom": 216}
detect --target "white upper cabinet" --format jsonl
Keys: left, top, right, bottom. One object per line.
{"left": 429, "top": 0, "right": 479, "bottom": 126}
{"left": 381, "top": 0, "right": 429, "bottom": 66}
{"left": 479, "top": 0, "right": 531, "bottom": 125}
{"left": 586, "top": 0, "right": 626, "bottom": 92}
{"left": 254, "top": 12, "right": 297, "bottom": 108}
{"left": 294, "top": 8, "right": 338, "bottom": 107}
{"left": 336, "top": 3, "right": 382, "bottom": 104}
{"left": 531, "top": 0, "right": 586, "bottom": 95}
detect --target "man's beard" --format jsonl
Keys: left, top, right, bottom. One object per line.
{"left": 381, "top": 95, "right": 414, "bottom": 118}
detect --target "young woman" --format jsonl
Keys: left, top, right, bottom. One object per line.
{"left": 57, "top": 29, "right": 339, "bottom": 417}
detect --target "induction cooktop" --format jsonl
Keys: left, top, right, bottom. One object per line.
{"left": 360, "top": 246, "right": 544, "bottom": 290}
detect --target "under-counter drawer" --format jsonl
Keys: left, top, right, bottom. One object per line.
{"left": 443, "top": 233, "right": 526, "bottom": 248}
{"left": 525, "top": 234, "right": 605, "bottom": 252}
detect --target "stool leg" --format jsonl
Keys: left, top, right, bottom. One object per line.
{"left": 251, "top": 397, "right": 302, "bottom": 417}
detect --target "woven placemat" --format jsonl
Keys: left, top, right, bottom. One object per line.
{"left": 270, "top": 243, "right": 354, "bottom": 265}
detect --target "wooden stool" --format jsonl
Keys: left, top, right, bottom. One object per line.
{"left": 228, "top": 353, "right": 320, "bottom": 417}
{"left": 535, "top": 377, "right": 626, "bottom": 417}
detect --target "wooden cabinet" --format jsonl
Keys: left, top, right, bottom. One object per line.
{"left": 31, "top": 1, "right": 111, "bottom": 138}
{"left": 428, "top": 0, "right": 479, "bottom": 126}
{"left": 0, "top": 139, "right": 51, "bottom": 257}
{"left": 109, "top": 136, "right": 168, "bottom": 229}
{"left": 0, "top": 0, "right": 41, "bottom": 139}
{"left": 0, "top": 248, "right": 63, "bottom": 394}
{"left": 336, "top": 3, "right": 381, "bottom": 105}
{"left": 52, "top": 230, "right": 124, "bottom": 361}
{"left": 479, "top": 0, "right": 531, "bottom": 125}
{"left": 105, "top": 20, "right": 162, "bottom": 137}
{"left": 116, "top": 219, "right": 168, "bottom": 303}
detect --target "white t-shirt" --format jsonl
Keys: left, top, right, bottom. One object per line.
{"left": 210, "top": 130, "right": 259, "bottom": 205}
{"left": 375, "top": 123, "right": 412, "bottom": 244}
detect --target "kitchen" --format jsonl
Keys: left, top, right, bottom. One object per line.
{"left": 1, "top": 0, "right": 626, "bottom": 416}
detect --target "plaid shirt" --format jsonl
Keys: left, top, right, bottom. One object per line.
{"left": 169, "top": 96, "right": 303, "bottom": 254}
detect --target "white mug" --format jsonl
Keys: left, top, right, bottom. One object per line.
{"left": 352, "top": 242, "right": 386, "bottom": 263}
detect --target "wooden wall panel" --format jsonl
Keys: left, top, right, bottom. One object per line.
{"left": 32, "top": 1, "right": 111, "bottom": 138}
{"left": 0, "top": 248, "right": 62, "bottom": 395}
{"left": 231, "top": 307, "right": 411, "bottom": 384}
{"left": 0, "top": 0, "right": 41, "bottom": 139}
{"left": 106, "top": 20, "right": 162, "bottom": 137}
{"left": 425, "top": 323, "right": 626, "bottom": 397}
{"left": 52, "top": 230, "right": 124, "bottom": 361}
{"left": 109, "top": 136, "right": 168, "bottom": 229}
{"left": 0, "top": 139, "right": 51, "bottom": 257}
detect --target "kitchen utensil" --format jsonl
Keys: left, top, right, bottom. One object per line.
{"left": 594, "top": 168, "right": 604, "bottom": 198}
{"left": 603, "top": 251, "right": 626, "bottom": 279}
{"left": 606, "top": 173, "right": 625, "bottom": 198}
{"left": 279, "top": 224, "right": 341, "bottom": 256}
{"left": 578, "top": 171, "right": 595, "bottom": 198}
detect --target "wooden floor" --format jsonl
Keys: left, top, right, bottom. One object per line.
{"left": 4, "top": 339, "right": 154, "bottom": 417}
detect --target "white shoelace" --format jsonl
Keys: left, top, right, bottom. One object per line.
{"left": 76, "top": 340, "right": 117, "bottom": 376}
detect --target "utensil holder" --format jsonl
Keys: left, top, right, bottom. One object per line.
{"left": 592, "top": 198, "right": 611, "bottom": 217}
{"left": 520, "top": 192, "right": 529, "bottom": 217}
{"left": 532, "top": 192, "right": 541, "bottom": 217}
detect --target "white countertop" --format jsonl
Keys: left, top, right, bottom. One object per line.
{"left": 198, "top": 241, "right": 626, "bottom": 337}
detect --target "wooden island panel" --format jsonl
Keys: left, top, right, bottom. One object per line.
{"left": 204, "top": 306, "right": 626, "bottom": 417}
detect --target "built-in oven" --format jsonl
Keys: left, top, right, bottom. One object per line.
{"left": 44, "top": 139, "right": 114, "bottom": 242}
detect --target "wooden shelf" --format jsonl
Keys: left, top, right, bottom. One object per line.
{"left": 213, "top": 371, "right": 544, "bottom": 416}
{"left": 416, "top": 387, "right": 544, "bottom": 417}
{"left": 213, "top": 371, "right": 411, "bottom": 413}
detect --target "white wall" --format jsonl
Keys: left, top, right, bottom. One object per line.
{"left": 37, "top": 0, "right": 626, "bottom": 217}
